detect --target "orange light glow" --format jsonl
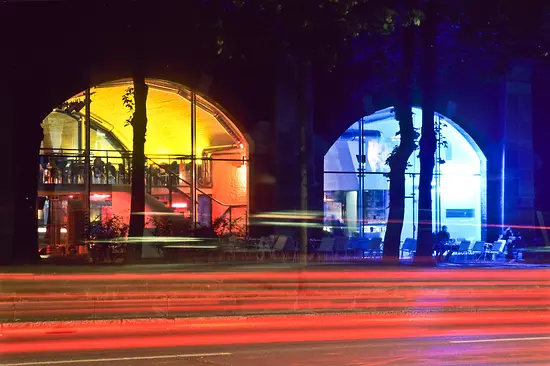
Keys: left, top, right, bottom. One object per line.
{"left": 237, "top": 164, "right": 247, "bottom": 188}
{"left": 90, "top": 194, "right": 111, "bottom": 201}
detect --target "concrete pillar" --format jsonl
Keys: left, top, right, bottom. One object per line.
{"left": 273, "top": 57, "right": 316, "bottom": 237}
{"left": 0, "top": 118, "right": 15, "bottom": 264}
{"left": 248, "top": 120, "right": 276, "bottom": 237}
{"left": 500, "top": 62, "right": 536, "bottom": 232}
{"left": 275, "top": 57, "right": 300, "bottom": 218}
{"left": 485, "top": 141, "right": 503, "bottom": 242}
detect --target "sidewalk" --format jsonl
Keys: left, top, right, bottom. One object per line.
{"left": 4, "top": 257, "right": 549, "bottom": 275}
{"left": 0, "top": 261, "right": 306, "bottom": 274}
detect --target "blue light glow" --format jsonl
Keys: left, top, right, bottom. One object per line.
{"left": 324, "top": 107, "right": 487, "bottom": 242}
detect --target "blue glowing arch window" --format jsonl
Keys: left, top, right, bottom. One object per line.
{"left": 324, "top": 106, "right": 487, "bottom": 242}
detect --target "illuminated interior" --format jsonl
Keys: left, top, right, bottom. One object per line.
{"left": 324, "top": 107, "right": 487, "bottom": 243}
{"left": 42, "top": 79, "right": 243, "bottom": 156}
{"left": 38, "top": 79, "right": 249, "bottom": 247}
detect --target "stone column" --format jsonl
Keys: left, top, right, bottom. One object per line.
{"left": 0, "top": 112, "right": 15, "bottom": 264}
{"left": 273, "top": 56, "right": 315, "bottom": 237}
{"left": 248, "top": 120, "right": 277, "bottom": 237}
{"left": 0, "top": 9, "right": 15, "bottom": 263}
{"left": 500, "top": 62, "right": 535, "bottom": 232}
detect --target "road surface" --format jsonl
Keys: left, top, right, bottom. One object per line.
{"left": 3, "top": 267, "right": 550, "bottom": 322}
{"left": 1, "top": 266, "right": 549, "bottom": 365}
{"left": 2, "top": 310, "right": 550, "bottom": 365}
{"left": 2, "top": 323, "right": 550, "bottom": 365}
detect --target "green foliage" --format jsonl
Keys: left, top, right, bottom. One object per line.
{"left": 56, "top": 91, "right": 95, "bottom": 116}
{"left": 147, "top": 215, "right": 195, "bottom": 237}
{"left": 122, "top": 87, "right": 135, "bottom": 127}
{"left": 379, "top": 8, "right": 423, "bottom": 35}
{"left": 145, "top": 213, "right": 242, "bottom": 239}
{"left": 207, "top": 0, "right": 390, "bottom": 70}
{"left": 435, "top": 120, "right": 448, "bottom": 165}
{"left": 384, "top": 126, "right": 420, "bottom": 168}
{"left": 435, "top": 122, "right": 448, "bottom": 148}
{"left": 213, "top": 215, "right": 245, "bottom": 238}
{"left": 385, "top": 145, "right": 400, "bottom": 168}
{"left": 89, "top": 215, "right": 129, "bottom": 240}
{"left": 88, "top": 215, "right": 129, "bottom": 264}
{"left": 57, "top": 99, "right": 85, "bottom": 114}
{"left": 147, "top": 215, "right": 173, "bottom": 237}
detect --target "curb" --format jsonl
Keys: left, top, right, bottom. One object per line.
{"left": 3, "top": 310, "right": 543, "bottom": 337}
{"left": 0, "top": 314, "right": 286, "bottom": 337}
{"left": 3, "top": 302, "right": 545, "bottom": 336}
{"left": 0, "top": 317, "right": 177, "bottom": 336}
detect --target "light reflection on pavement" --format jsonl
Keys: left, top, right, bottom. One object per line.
{"left": 1, "top": 267, "right": 549, "bottom": 365}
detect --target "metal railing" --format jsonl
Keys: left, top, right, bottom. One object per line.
{"left": 146, "top": 157, "right": 247, "bottom": 233}
{"left": 38, "top": 150, "right": 248, "bottom": 230}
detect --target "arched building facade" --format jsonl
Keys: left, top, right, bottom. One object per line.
{"left": 38, "top": 79, "right": 249, "bottom": 248}
{"left": 324, "top": 107, "right": 487, "bottom": 243}
{"left": 0, "top": 2, "right": 542, "bottom": 262}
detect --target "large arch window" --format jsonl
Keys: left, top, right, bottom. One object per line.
{"left": 324, "top": 107, "right": 486, "bottom": 243}
{"left": 38, "top": 79, "right": 249, "bottom": 248}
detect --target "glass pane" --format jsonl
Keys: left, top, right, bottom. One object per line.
{"left": 323, "top": 172, "right": 389, "bottom": 238}
{"left": 324, "top": 106, "right": 487, "bottom": 246}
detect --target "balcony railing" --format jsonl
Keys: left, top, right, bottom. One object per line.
{"left": 38, "top": 149, "right": 248, "bottom": 232}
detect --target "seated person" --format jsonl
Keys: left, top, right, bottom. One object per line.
{"left": 328, "top": 216, "right": 345, "bottom": 237}
{"left": 365, "top": 227, "right": 381, "bottom": 239}
{"left": 433, "top": 225, "right": 451, "bottom": 262}
{"left": 501, "top": 227, "right": 514, "bottom": 241}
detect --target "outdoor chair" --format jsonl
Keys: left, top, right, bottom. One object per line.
{"left": 221, "top": 236, "right": 241, "bottom": 261}
{"left": 365, "top": 237, "right": 383, "bottom": 258}
{"left": 270, "top": 235, "right": 298, "bottom": 261}
{"left": 314, "top": 237, "right": 334, "bottom": 261}
{"left": 348, "top": 237, "right": 358, "bottom": 255}
{"left": 226, "top": 237, "right": 270, "bottom": 262}
{"left": 453, "top": 240, "right": 472, "bottom": 262}
{"left": 468, "top": 241, "right": 486, "bottom": 261}
{"left": 333, "top": 236, "right": 350, "bottom": 259}
{"left": 269, "top": 235, "right": 278, "bottom": 246}
{"left": 258, "top": 236, "right": 274, "bottom": 249}
{"left": 250, "top": 238, "right": 273, "bottom": 262}
{"left": 349, "top": 237, "right": 369, "bottom": 258}
{"left": 486, "top": 240, "right": 506, "bottom": 261}
{"left": 400, "top": 238, "right": 417, "bottom": 259}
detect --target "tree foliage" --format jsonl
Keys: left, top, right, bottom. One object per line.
{"left": 412, "top": 0, "right": 550, "bottom": 85}
{"left": 122, "top": 86, "right": 135, "bottom": 127}
{"left": 201, "top": 0, "right": 403, "bottom": 69}
{"left": 90, "top": 215, "right": 129, "bottom": 241}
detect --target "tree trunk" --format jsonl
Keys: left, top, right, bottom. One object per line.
{"left": 12, "top": 109, "right": 42, "bottom": 264}
{"left": 415, "top": 1, "right": 437, "bottom": 264}
{"left": 127, "top": 75, "right": 148, "bottom": 261}
{"left": 383, "top": 20, "right": 416, "bottom": 264}
{"left": 126, "top": 0, "right": 148, "bottom": 262}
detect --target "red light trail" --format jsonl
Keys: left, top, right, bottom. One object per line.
{"left": 1, "top": 268, "right": 549, "bottom": 363}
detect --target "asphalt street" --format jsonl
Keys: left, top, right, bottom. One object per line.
{"left": 2, "top": 309, "right": 550, "bottom": 365}
{"left": 2, "top": 334, "right": 550, "bottom": 365}
{"left": 1, "top": 266, "right": 549, "bottom": 365}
